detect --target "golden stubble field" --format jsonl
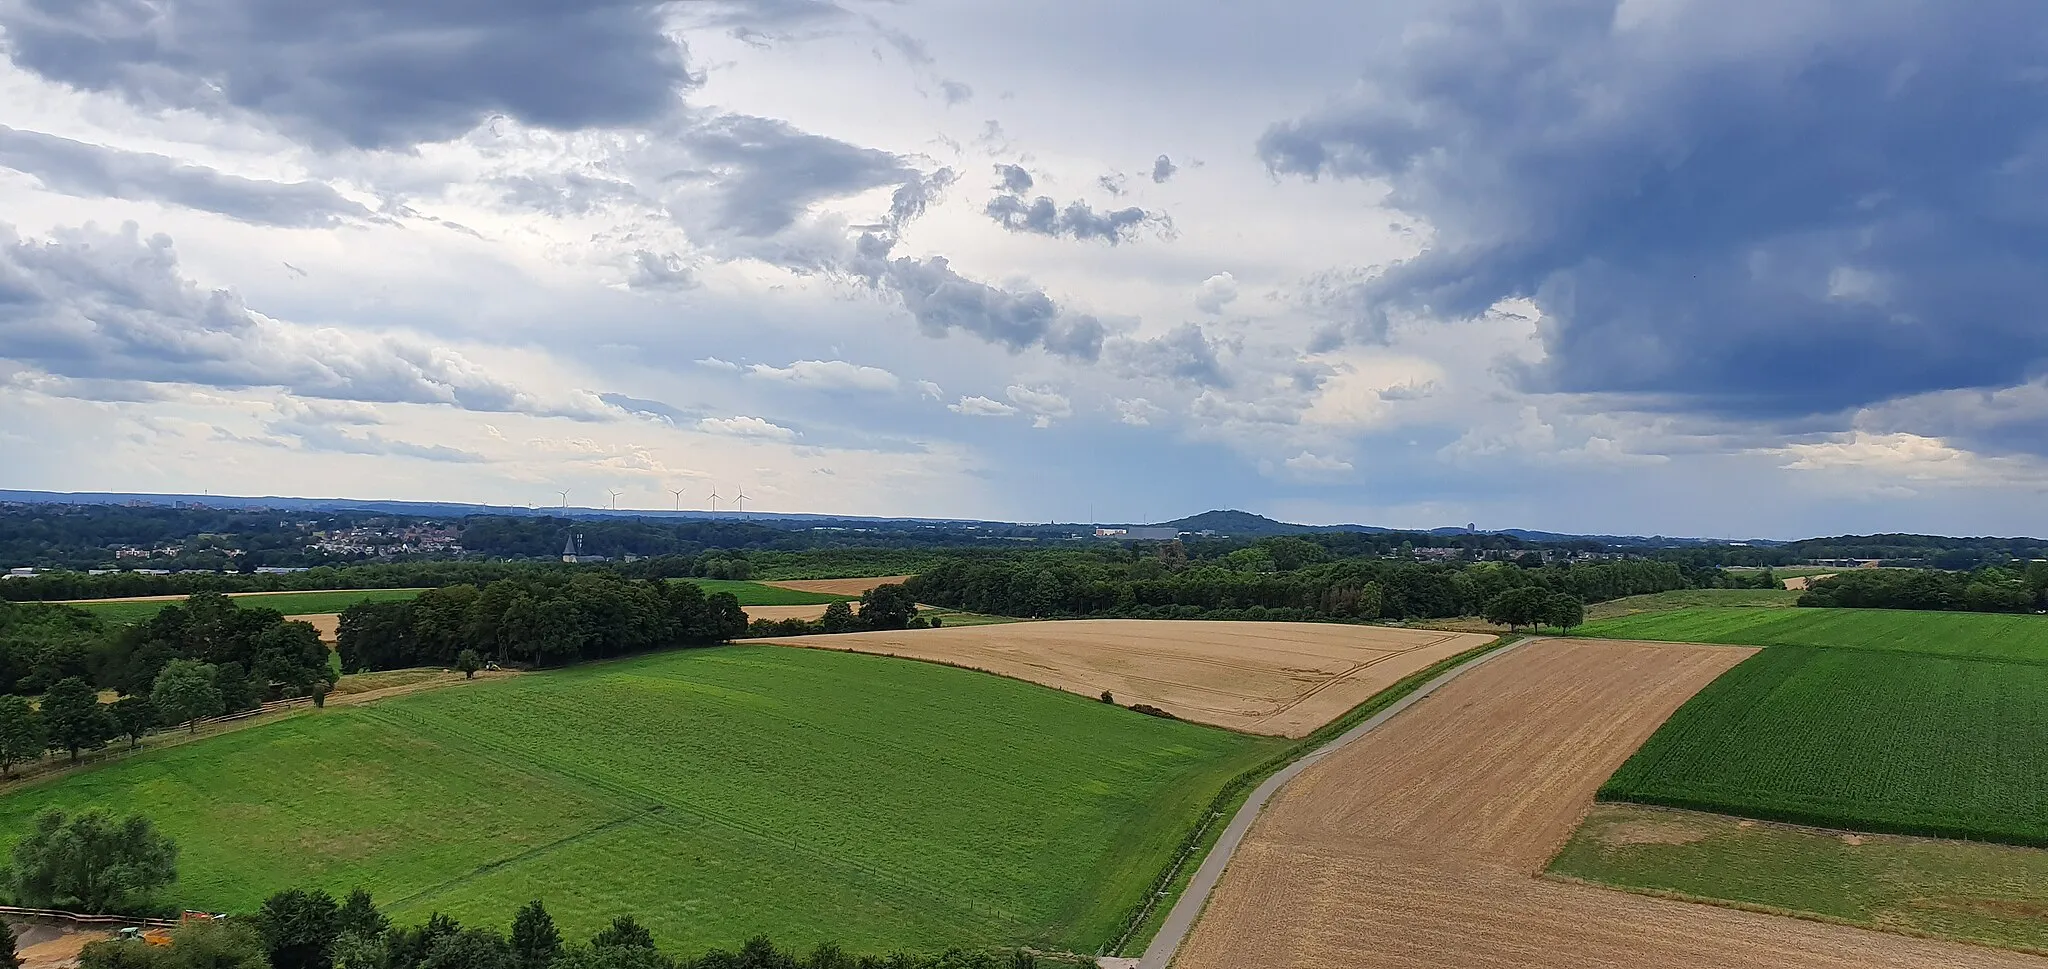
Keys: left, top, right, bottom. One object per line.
{"left": 761, "top": 575, "right": 916, "bottom": 595}
{"left": 758, "top": 619, "right": 1494, "bottom": 737}
{"left": 1172, "top": 638, "right": 2044, "bottom": 969}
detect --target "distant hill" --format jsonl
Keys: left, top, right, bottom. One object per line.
{"left": 1150, "top": 509, "right": 1770, "bottom": 547}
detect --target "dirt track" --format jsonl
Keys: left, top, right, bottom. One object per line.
{"left": 743, "top": 604, "right": 834, "bottom": 621}
{"left": 1172, "top": 638, "right": 2045, "bottom": 969}
{"left": 760, "top": 575, "right": 914, "bottom": 595}
{"left": 759, "top": 620, "right": 1494, "bottom": 736}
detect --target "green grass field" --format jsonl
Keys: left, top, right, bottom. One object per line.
{"left": 66, "top": 589, "right": 427, "bottom": 624}
{"left": 0, "top": 645, "right": 1279, "bottom": 953}
{"left": 1585, "top": 589, "right": 1800, "bottom": 621}
{"left": 675, "top": 580, "right": 855, "bottom": 606}
{"left": 1574, "top": 606, "right": 2048, "bottom": 663}
{"left": 1549, "top": 803, "right": 2048, "bottom": 953}
{"left": 1600, "top": 646, "right": 2048, "bottom": 846}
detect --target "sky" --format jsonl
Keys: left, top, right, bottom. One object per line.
{"left": 0, "top": 0, "right": 2043, "bottom": 539}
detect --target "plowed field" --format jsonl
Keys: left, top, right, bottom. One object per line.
{"left": 758, "top": 620, "right": 1493, "bottom": 737}
{"left": 1172, "top": 638, "right": 2045, "bottom": 969}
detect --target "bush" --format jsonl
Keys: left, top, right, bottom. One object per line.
{"left": 9, "top": 808, "right": 177, "bottom": 914}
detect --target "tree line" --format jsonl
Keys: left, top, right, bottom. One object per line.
{"left": 903, "top": 545, "right": 1687, "bottom": 622}
{"left": 1799, "top": 565, "right": 2048, "bottom": 613}
{"left": 743, "top": 586, "right": 923, "bottom": 638}
{"left": 2, "top": 593, "right": 332, "bottom": 702}
{"left": 337, "top": 575, "right": 748, "bottom": 672}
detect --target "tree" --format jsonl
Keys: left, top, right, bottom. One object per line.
{"left": 110, "top": 696, "right": 157, "bottom": 750}
{"left": 213, "top": 662, "right": 256, "bottom": 714}
{"left": 41, "top": 677, "right": 113, "bottom": 762}
{"left": 152, "top": 660, "right": 224, "bottom": 733}
{"left": 337, "top": 888, "right": 390, "bottom": 941}
{"left": 819, "top": 602, "right": 859, "bottom": 634}
{"left": 9, "top": 808, "right": 178, "bottom": 914}
{"left": 857, "top": 584, "right": 917, "bottom": 631}
{"left": 0, "top": 694, "right": 46, "bottom": 777}
{"left": 254, "top": 621, "right": 335, "bottom": 696}
{"left": 456, "top": 650, "right": 483, "bottom": 680}
{"left": 1, "top": 916, "right": 18, "bottom": 969}
{"left": 509, "top": 901, "right": 561, "bottom": 969}
{"left": 167, "top": 920, "right": 269, "bottom": 969}
{"left": 258, "top": 888, "right": 343, "bottom": 969}
{"left": 1481, "top": 587, "right": 1549, "bottom": 631}
{"left": 1543, "top": 593, "right": 1586, "bottom": 633}
{"left": 417, "top": 929, "right": 512, "bottom": 969}
{"left": 587, "top": 918, "right": 652, "bottom": 951}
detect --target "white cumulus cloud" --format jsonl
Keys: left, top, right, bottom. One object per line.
{"left": 745, "top": 359, "right": 900, "bottom": 392}
{"left": 697, "top": 416, "right": 799, "bottom": 441}
{"left": 949, "top": 395, "right": 1018, "bottom": 417}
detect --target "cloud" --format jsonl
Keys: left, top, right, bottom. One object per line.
{"left": 697, "top": 415, "right": 799, "bottom": 440}
{"left": 681, "top": 114, "right": 917, "bottom": 238}
{"left": 695, "top": 357, "right": 742, "bottom": 372}
{"left": 1150, "top": 154, "right": 1178, "bottom": 183}
{"left": 949, "top": 395, "right": 1017, "bottom": 417}
{"left": 1115, "top": 397, "right": 1164, "bottom": 426}
{"left": 1259, "top": 0, "right": 2048, "bottom": 435}
{"left": 0, "top": 221, "right": 613, "bottom": 419}
{"left": 0, "top": 0, "right": 697, "bottom": 149}
{"left": 916, "top": 380, "right": 945, "bottom": 400}
{"left": 1282, "top": 451, "right": 1354, "bottom": 475}
{"left": 984, "top": 195, "right": 1160, "bottom": 245}
{"left": 0, "top": 126, "right": 377, "bottom": 228}
{"left": 1768, "top": 432, "right": 2048, "bottom": 487}
{"left": 746, "top": 359, "right": 900, "bottom": 392}
{"left": 1193, "top": 273, "right": 1238, "bottom": 315}
{"left": 1005, "top": 385, "right": 1071, "bottom": 427}
{"left": 625, "top": 250, "right": 698, "bottom": 289}
{"left": 280, "top": 423, "right": 488, "bottom": 463}
{"left": 994, "top": 164, "right": 1034, "bottom": 194}
{"left": 940, "top": 80, "right": 974, "bottom": 105}
{"left": 850, "top": 238, "right": 1107, "bottom": 360}
{"left": 982, "top": 163, "right": 1167, "bottom": 246}
{"left": 1112, "top": 324, "right": 1231, "bottom": 387}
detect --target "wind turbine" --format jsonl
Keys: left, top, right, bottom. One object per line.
{"left": 669, "top": 487, "right": 685, "bottom": 512}
{"left": 708, "top": 487, "right": 722, "bottom": 514}
{"left": 734, "top": 486, "right": 750, "bottom": 518}
{"left": 607, "top": 488, "right": 623, "bottom": 510}
{"left": 556, "top": 489, "right": 569, "bottom": 509}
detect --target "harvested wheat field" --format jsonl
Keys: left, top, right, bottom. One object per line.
{"left": 744, "top": 603, "right": 835, "bottom": 621}
{"left": 760, "top": 575, "right": 915, "bottom": 595}
{"left": 290, "top": 613, "right": 340, "bottom": 641}
{"left": 759, "top": 620, "right": 1492, "bottom": 736}
{"left": 1171, "top": 638, "right": 2046, "bottom": 969}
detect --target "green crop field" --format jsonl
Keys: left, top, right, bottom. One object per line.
{"left": 65, "top": 588, "right": 428, "bottom": 625}
{"left": 1584, "top": 588, "right": 1799, "bottom": 621}
{"left": 1574, "top": 606, "right": 2048, "bottom": 663}
{"left": 0, "top": 645, "right": 1279, "bottom": 953}
{"left": 1549, "top": 803, "right": 2048, "bottom": 953}
{"left": 678, "top": 579, "right": 854, "bottom": 606}
{"left": 1600, "top": 646, "right": 2048, "bottom": 846}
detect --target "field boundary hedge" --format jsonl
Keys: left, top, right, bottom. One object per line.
{"left": 1101, "top": 633, "right": 1515, "bottom": 957}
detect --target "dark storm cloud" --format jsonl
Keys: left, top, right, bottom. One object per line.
{"left": 0, "top": 0, "right": 696, "bottom": 149}
{"left": 1260, "top": 0, "right": 2048, "bottom": 429}
{"left": 0, "top": 220, "right": 612, "bottom": 419}
{"left": 681, "top": 114, "right": 917, "bottom": 237}
{"left": 1150, "top": 154, "right": 1177, "bottom": 183}
{"left": 0, "top": 125, "right": 376, "bottom": 228}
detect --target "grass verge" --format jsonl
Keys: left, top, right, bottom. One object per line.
{"left": 1548, "top": 803, "right": 2048, "bottom": 955}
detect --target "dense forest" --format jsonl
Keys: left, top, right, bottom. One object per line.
{"left": 1799, "top": 565, "right": 2048, "bottom": 613}
{"left": 337, "top": 575, "right": 750, "bottom": 672}
{"left": 904, "top": 538, "right": 1695, "bottom": 622}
